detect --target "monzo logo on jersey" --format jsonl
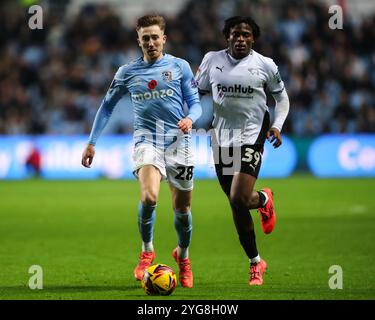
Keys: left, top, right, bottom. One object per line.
{"left": 217, "top": 84, "right": 254, "bottom": 94}
{"left": 131, "top": 89, "right": 174, "bottom": 102}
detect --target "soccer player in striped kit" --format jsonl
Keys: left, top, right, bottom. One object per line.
{"left": 81, "top": 15, "right": 202, "bottom": 288}
{"left": 195, "top": 16, "right": 290, "bottom": 285}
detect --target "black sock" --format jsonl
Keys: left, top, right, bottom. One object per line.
{"left": 258, "top": 191, "right": 266, "bottom": 208}
{"left": 232, "top": 207, "right": 258, "bottom": 259}
{"left": 238, "top": 229, "right": 258, "bottom": 259}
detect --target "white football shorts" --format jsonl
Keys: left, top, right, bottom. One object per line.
{"left": 133, "top": 137, "right": 194, "bottom": 191}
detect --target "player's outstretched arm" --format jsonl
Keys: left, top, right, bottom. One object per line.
{"left": 81, "top": 69, "right": 128, "bottom": 167}
{"left": 81, "top": 144, "right": 95, "bottom": 168}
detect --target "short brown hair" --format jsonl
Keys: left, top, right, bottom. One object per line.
{"left": 136, "top": 15, "right": 166, "bottom": 32}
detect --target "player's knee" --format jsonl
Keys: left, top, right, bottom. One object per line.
{"left": 174, "top": 205, "right": 191, "bottom": 213}
{"left": 141, "top": 190, "right": 158, "bottom": 206}
{"left": 174, "top": 197, "right": 191, "bottom": 213}
{"left": 229, "top": 193, "right": 250, "bottom": 211}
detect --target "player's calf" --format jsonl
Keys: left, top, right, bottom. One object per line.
{"left": 229, "top": 193, "right": 251, "bottom": 212}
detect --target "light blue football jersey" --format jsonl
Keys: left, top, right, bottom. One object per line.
{"left": 88, "top": 54, "right": 201, "bottom": 148}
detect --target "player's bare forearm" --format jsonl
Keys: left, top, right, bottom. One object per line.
{"left": 81, "top": 144, "right": 95, "bottom": 168}
{"left": 177, "top": 117, "right": 193, "bottom": 134}
{"left": 267, "top": 127, "right": 282, "bottom": 148}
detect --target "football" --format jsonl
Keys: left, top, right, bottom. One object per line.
{"left": 141, "top": 264, "right": 177, "bottom": 296}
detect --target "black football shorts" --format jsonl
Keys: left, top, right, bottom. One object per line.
{"left": 213, "top": 144, "right": 264, "bottom": 186}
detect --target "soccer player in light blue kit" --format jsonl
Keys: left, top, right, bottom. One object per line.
{"left": 81, "top": 15, "right": 202, "bottom": 288}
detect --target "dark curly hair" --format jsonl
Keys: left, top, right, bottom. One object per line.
{"left": 222, "top": 16, "right": 260, "bottom": 39}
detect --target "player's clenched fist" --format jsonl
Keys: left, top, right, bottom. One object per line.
{"left": 81, "top": 144, "right": 95, "bottom": 168}
{"left": 177, "top": 117, "right": 193, "bottom": 134}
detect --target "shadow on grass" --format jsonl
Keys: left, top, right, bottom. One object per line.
{"left": 0, "top": 282, "right": 238, "bottom": 299}
{"left": 0, "top": 284, "right": 217, "bottom": 300}
{"left": 0, "top": 284, "right": 139, "bottom": 295}
{"left": 2, "top": 284, "right": 372, "bottom": 300}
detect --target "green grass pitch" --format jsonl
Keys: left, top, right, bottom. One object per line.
{"left": 0, "top": 176, "right": 374, "bottom": 300}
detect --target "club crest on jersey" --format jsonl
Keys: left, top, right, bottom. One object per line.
{"left": 162, "top": 71, "right": 173, "bottom": 82}
{"left": 248, "top": 68, "right": 260, "bottom": 75}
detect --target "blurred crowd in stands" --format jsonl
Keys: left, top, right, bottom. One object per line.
{"left": 0, "top": 0, "right": 374, "bottom": 137}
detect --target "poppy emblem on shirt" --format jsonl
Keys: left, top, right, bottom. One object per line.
{"left": 162, "top": 71, "right": 172, "bottom": 82}
{"left": 148, "top": 80, "right": 157, "bottom": 90}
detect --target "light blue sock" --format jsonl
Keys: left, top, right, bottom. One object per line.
{"left": 138, "top": 201, "right": 156, "bottom": 246}
{"left": 174, "top": 210, "right": 193, "bottom": 251}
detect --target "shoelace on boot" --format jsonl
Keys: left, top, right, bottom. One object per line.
{"left": 250, "top": 265, "right": 261, "bottom": 279}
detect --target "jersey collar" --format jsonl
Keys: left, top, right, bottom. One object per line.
{"left": 141, "top": 53, "right": 167, "bottom": 66}
{"left": 225, "top": 49, "right": 253, "bottom": 64}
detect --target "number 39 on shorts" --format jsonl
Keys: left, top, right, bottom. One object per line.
{"left": 241, "top": 147, "right": 261, "bottom": 167}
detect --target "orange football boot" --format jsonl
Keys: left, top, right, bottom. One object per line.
{"left": 249, "top": 259, "right": 267, "bottom": 286}
{"left": 257, "top": 188, "right": 276, "bottom": 234}
{"left": 172, "top": 248, "right": 193, "bottom": 288}
{"left": 134, "top": 251, "right": 155, "bottom": 281}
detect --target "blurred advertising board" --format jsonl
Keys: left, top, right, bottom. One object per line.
{"left": 308, "top": 134, "right": 375, "bottom": 177}
{"left": 0, "top": 134, "right": 297, "bottom": 179}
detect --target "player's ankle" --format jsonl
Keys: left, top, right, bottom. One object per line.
{"left": 142, "top": 242, "right": 154, "bottom": 252}
{"left": 258, "top": 191, "right": 268, "bottom": 207}
{"left": 177, "top": 246, "right": 189, "bottom": 259}
{"left": 250, "top": 255, "right": 261, "bottom": 265}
